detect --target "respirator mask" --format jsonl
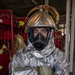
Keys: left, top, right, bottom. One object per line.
{"left": 28, "top": 27, "right": 52, "bottom": 51}
{"left": 33, "top": 32, "right": 46, "bottom": 51}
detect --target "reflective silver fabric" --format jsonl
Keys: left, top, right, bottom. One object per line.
{"left": 27, "top": 10, "right": 56, "bottom": 28}
{"left": 9, "top": 38, "right": 70, "bottom": 75}
{"left": 26, "top": 5, "right": 59, "bottom": 29}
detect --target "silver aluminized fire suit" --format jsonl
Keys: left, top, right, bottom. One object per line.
{"left": 9, "top": 5, "right": 70, "bottom": 75}
{"left": 9, "top": 38, "right": 70, "bottom": 75}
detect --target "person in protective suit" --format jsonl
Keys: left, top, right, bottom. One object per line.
{"left": 9, "top": 5, "right": 70, "bottom": 75}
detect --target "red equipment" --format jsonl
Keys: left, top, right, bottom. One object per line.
{"left": 54, "top": 31, "right": 63, "bottom": 50}
{"left": 0, "top": 10, "right": 27, "bottom": 75}
{"left": 0, "top": 10, "right": 14, "bottom": 75}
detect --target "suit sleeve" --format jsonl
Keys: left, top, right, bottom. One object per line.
{"left": 54, "top": 51, "right": 70, "bottom": 75}
{"left": 9, "top": 51, "right": 37, "bottom": 75}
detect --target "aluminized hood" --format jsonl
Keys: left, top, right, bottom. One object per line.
{"left": 27, "top": 37, "right": 56, "bottom": 58}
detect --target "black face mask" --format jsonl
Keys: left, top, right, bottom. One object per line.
{"left": 28, "top": 27, "right": 52, "bottom": 51}
{"left": 32, "top": 33, "right": 46, "bottom": 51}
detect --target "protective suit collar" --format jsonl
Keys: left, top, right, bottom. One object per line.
{"left": 26, "top": 38, "right": 56, "bottom": 58}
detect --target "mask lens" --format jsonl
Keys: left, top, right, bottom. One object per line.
{"left": 28, "top": 27, "right": 53, "bottom": 51}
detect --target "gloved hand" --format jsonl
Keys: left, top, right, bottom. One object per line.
{"left": 37, "top": 66, "right": 54, "bottom": 75}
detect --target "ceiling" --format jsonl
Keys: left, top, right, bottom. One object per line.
{"left": 0, "top": 0, "right": 67, "bottom": 23}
